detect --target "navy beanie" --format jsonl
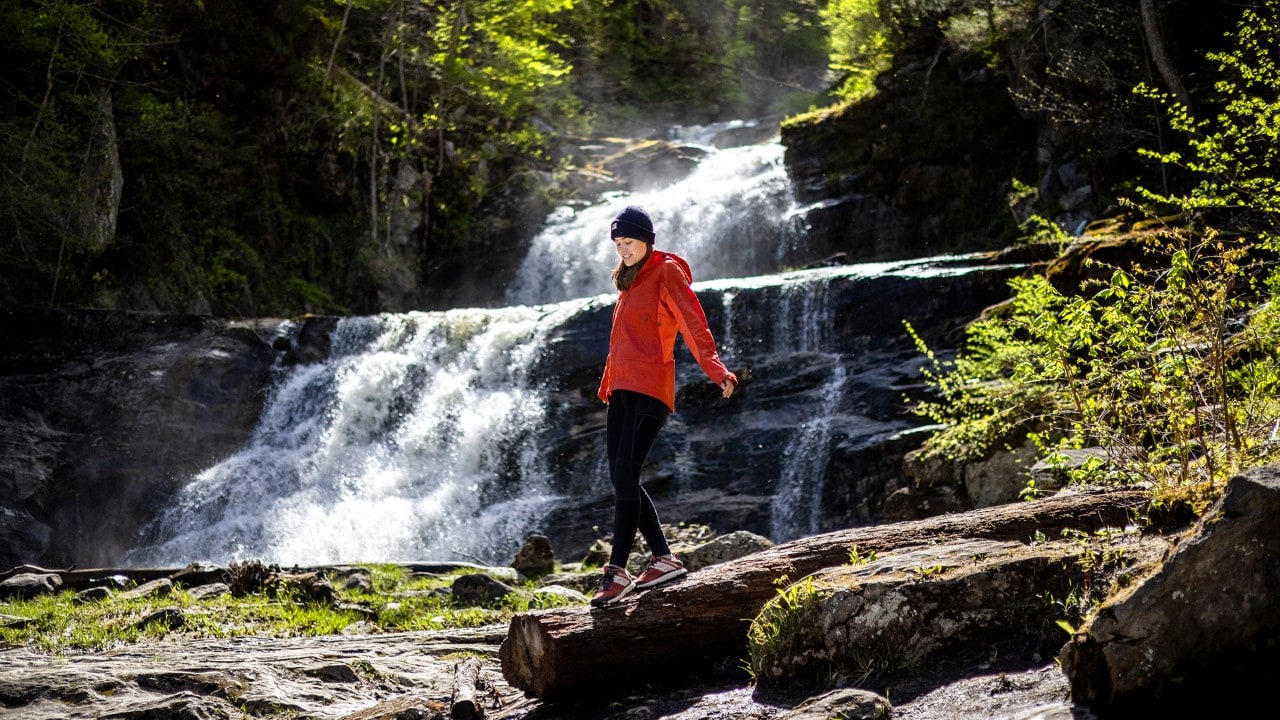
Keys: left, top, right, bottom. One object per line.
{"left": 610, "top": 205, "right": 656, "bottom": 243}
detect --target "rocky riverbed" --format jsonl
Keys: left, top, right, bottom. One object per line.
{"left": 5, "top": 464, "right": 1279, "bottom": 719}
{"left": 0, "top": 625, "right": 1077, "bottom": 720}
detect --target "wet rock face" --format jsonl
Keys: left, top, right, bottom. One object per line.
{"left": 0, "top": 310, "right": 284, "bottom": 568}
{"left": 780, "top": 53, "right": 1037, "bottom": 269}
{"left": 531, "top": 257, "right": 1024, "bottom": 556}
{"left": 1, "top": 255, "right": 1018, "bottom": 570}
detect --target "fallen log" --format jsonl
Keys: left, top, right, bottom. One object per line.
{"left": 451, "top": 656, "right": 485, "bottom": 719}
{"left": 499, "top": 488, "right": 1150, "bottom": 699}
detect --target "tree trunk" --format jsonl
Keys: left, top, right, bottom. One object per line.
{"left": 499, "top": 488, "right": 1150, "bottom": 700}
{"left": 1139, "top": 0, "right": 1191, "bottom": 108}
{"left": 324, "top": 0, "right": 355, "bottom": 82}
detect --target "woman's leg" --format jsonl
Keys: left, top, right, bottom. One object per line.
{"left": 605, "top": 390, "right": 671, "bottom": 568}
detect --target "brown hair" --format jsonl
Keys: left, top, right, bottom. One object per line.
{"left": 611, "top": 244, "right": 652, "bottom": 291}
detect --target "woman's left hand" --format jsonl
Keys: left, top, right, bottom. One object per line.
{"left": 720, "top": 379, "right": 736, "bottom": 398}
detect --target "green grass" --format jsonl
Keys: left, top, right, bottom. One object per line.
{"left": 0, "top": 564, "right": 584, "bottom": 653}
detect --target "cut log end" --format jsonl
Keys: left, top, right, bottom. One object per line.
{"left": 499, "top": 613, "right": 552, "bottom": 697}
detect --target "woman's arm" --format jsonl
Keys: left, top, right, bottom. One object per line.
{"left": 660, "top": 265, "right": 737, "bottom": 390}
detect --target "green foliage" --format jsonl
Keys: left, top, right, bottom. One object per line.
{"left": 0, "top": 0, "right": 159, "bottom": 307}
{"left": 566, "top": 0, "right": 827, "bottom": 124}
{"left": 908, "top": 3, "right": 1280, "bottom": 510}
{"left": 820, "top": 0, "right": 891, "bottom": 101}
{"left": 1045, "top": 525, "right": 1141, "bottom": 631}
{"left": 1007, "top": 178, "right": 1071, "bottom": 247}
{"left": 2, "top": 0, "right": 591, "bottom": 315}
{"left": 847, "top": 545, "right": 878, "bottom": 565}
{"left": 747, "top": 576, "right": 822, "bottom": 682}
{"left": 818, "top": 0, "right": 1038, "bottom": 105}
{"left": 911, "top": 563, "right": 944, "bottom": 578}
{"left": 1133, "top": 0, "right": 1280, "bottom": 246}
{"left": 0, "top": 563, "right": 583, "bottom": 653}
{"left": 911, "top": 231, "right": 1280, "bottom": 507}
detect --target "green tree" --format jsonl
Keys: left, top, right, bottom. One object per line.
{"left": 908, "top": 0, "right": 1280, "bottom": 509}
{"left": 565, "top": 0, "right": 826, "bottom": 125}
{"left": 820, "top": 0, "right": 891, "bottom": 101}
{"left": 0, "top": 0, "right": 159, "bottom": 307}
{"left": 1134, "top": 0, "right": 1280, "bottom": 244}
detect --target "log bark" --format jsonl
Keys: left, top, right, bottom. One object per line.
{"left": 499, "top": 488, "right": 1149, "bottom": 699}
{"left": 450, "top": 655, "right": 484, "bottom": 719}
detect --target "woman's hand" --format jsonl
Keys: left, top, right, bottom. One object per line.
{"left": 720, "top": 379, "right": 736, "bottom": 398}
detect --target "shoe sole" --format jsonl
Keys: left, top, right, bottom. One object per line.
{"left": 590, "top": 583, "right": 635, "bottom": 606}
{"left": 634, "top": 567, "right": 687, "bottom": 589}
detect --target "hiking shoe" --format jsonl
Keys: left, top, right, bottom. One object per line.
{"left": 590, "top": 565, "right": 634, "bottom": 606}
{"left": 634, "top": 554, "right": 687, "bottom": 589}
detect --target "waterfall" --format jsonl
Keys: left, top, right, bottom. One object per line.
{"left": 770, "top": 361, "right": 847, "bottom": 542}
{"left": 126, "top": 253, "right": 1015, "bottom": 566}
{"left": 766, "top": 274, "right": 839, "bottom": 541}
{"left": 124, "top": 115, "right": 1021, "bottom": 566}
{"left": 127, "top": 301, "right": 597, "bottom": 567}
{"left": 506, "top": 126, "right": 797, "bottom": 305}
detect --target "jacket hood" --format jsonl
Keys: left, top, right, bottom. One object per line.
{"left": 651, "top": 250, "right": 693, "bottom": 284}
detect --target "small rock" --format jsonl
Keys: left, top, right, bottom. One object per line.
{"left": 74, "top": 586, "right": 112, "bottom": 604}
{"left": 682, "top": 531, "right": 774, "bottom": 571}
{"left": 340, "top": 620, "right": 378, "bottom": 635}
{"left": 304, "top": 663, "right": 359, "bottom": 682}
{"left": 451, "top": 573, "right": 521, "bottom": 605}
{"left": 533, "top": 585, "right": 588, "bottom": 604}
{"left": 343, "top": 572, "right": 374, "bottom": 592}
{"left": 134, "top": 607, "right": 185, "bottom": 631}
{"left": 170, "top": 561, "right": 226, "bottom": 588}
{"left": 0, "top": 572, "right": 62, "bottom": 600}
{"left": 781, "top": 687, "right": 891, "bottom": 720}
{"left": 581, "top": 539, "right": 611, "bottom": 567}
{"left": 188, "top": 582, "right": 229, "bottom": 600}
{"left": 512, "top": 534, "right": 556, "bottom": 578}
{"left": 118, "top": 578, "right": 173, "bottom": 601}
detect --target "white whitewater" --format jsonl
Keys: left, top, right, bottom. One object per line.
{"left": 127, "top": 300, "right": 600, "bottom": 566}
{"left": 127, "top": 121, "right": 986, "bottom": 566}
{"left": 506, "top": 123, "right": 799, "bottom": 305}
{"left": 128, "top": 255, "right": 984, "bottom": 566}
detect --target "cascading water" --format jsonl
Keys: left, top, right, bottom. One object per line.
{"left": 127, "top": 301, "right": 596, "bottom": 567}
{"left": 765, "top": 275, "right": 845, "bottom": 542}
{"left": 126, "top": 123, "right": 1019, "bottom": 566}
{"left": 127, "top": 260, "right": 1017, "bottom": 566}
{"left": 506, "top": 123, "right": 799, "bottom": 306}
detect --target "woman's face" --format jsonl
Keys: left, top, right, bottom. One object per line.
{"left": 614, "top": 237, "right": 648, "bottom": 267}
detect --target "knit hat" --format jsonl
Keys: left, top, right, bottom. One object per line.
{"left": 610, "top": 205, "right": 656, "bottom": 244}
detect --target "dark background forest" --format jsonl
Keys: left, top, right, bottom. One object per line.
{"left": 0, "top": 0, "right": 1262, "bottom": 319}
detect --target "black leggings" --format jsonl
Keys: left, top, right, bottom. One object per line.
{"left": 605, "top": 389, "right": 672, "bottom": 567}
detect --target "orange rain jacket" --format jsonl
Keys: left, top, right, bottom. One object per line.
{"left": 597, "top": 250, "right": 738, "bottom": 410}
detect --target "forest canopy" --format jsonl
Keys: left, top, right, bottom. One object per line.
{"left": 0, "top": 0, "right": 830, "bottom": 316}
{"left": 0, "top": 0, "right": 1269, "bottom": 319}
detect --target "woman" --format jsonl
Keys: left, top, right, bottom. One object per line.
{"left": 591, "top": 205, "right": 738, "bottom": 607}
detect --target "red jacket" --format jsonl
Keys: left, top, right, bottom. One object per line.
{"left": 597, "top": 250, "right": 737, "bottom": 410}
